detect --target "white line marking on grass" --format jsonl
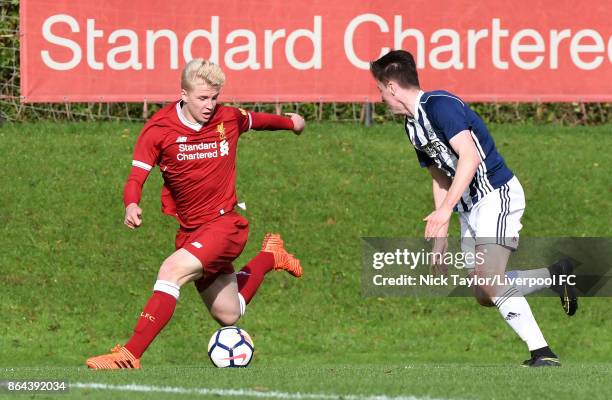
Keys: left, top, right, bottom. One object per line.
{"left": 72, "top": 382, "right": 449, "bottom": 400}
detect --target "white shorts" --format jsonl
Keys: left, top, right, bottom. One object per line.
{"left": 460, "top": 176, "right": 525, "bottom": 268}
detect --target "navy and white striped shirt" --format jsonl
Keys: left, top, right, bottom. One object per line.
{"left": 405, "top": 90, "right": 513, "bottom": 212}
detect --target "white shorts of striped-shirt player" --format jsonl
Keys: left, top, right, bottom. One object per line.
{"left": 459, "top": 176, "right": 526, "bottom": 269}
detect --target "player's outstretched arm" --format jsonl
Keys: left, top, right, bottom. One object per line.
{"left": 284, "top": 112, "right": 305, "bottom": 135}
{"left": 249, "top": 111, "right": 305, "bottom": 135}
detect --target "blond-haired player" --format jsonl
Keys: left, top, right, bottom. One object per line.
{"left": 86, "top": 59, "right": 305, "bottom": 369}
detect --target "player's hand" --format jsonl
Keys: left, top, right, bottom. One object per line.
{"left": 124, "top": 203, "right": 142, "bottom": 229}
{"left": 431, "top": 236, "right": 449, "bottom": 277}
{"left": 285, "top": 113, "right": 305, "bottom": 135}
{"left": 423, "top": 206, "right": 452, "bottom": 240}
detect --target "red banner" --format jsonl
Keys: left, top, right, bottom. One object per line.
{"left": 20, "top": 0, "right": 612, "bottom": 102}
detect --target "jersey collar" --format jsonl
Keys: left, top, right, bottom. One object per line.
{"left": 411, "top": 90, "right": 424, "bottom": 120}
{"left": 176, "top": 101, "right": 203, "bottom": 132}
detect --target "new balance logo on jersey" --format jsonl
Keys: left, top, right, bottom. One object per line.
{"left": 191, "top": 242, "right": 203, "bottom": 249}
{"left": 505, "top": 312, "right": 520, "bottom": 321}
{"left": 176, "top": 136, "right": 187, "bottom": 143}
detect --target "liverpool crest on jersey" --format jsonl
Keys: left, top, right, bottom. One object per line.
{"left": 216, "top": 122, "right": 226, "bottom": 140}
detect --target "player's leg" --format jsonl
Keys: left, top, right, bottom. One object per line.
{"left": 123, "top": 249, "right": 203, "bottom": 355}
{"left": 473, "top": 243, "right": 559, "bottom": 366}
{"left": 463, "top": 176, "right": 508, "bottom": 309}
{"left": 235, "top": 251, "right": 275, "bottom": 305}
{"left": 476, "top": 178, "right": 577, "bottom": 314}
{"left": 504, "top": 267, "right": 552, "bottom": 295}
{"left": 236, "top": 233, "right": 303, "bottom": 304}
{"left": 197, "top": 271, "right": 242, "bottom": 326}
{"left": 190, "top": 212, "right": 298, "bottom": 323}
{"left": 505, "top": 259, "right": 578, "bottom": 315}
{"left": 460, "top": 212, "right": 496, "bottom": 307}
{"left": 184, "top": 211, "right": 248, "bottom": 324}
{"left": 491, "top": 176, "right": 577, "bottom": 314}
{"left": 471, "top": 177, "right": 560, "bottom": 366}
{"left": 195, "top": 232, "right": 304, "bottom": 322}
{"left": 86, "top": 248, "right": 203, "bottom": 369}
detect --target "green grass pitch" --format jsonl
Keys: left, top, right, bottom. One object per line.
{"left": 0, "top": 121, "right": 611, "bottom": 399}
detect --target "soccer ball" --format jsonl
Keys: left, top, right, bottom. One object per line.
{"left": 207, "top": 326, "right": 254, "bottom": 368}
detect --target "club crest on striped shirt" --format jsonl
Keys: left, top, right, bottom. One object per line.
{"left": 422, "top": 139, "right": 449, "bottom": 158}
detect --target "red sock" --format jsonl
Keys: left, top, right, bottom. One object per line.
{"left": 237, "top": 251, "right": 275, "bottom": 304}
{"left": 125, "top": 291, "right": 176, "bottom": 358}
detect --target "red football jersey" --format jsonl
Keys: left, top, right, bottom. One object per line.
{"left": 130, "top": 101, "right": 251, "bottom": 229}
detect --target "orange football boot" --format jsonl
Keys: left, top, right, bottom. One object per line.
{"left": 261, "top": 233, "right": 303, "bottom": 277}
{"left": 86, "top": 345, "right": 141, "bottom": 369}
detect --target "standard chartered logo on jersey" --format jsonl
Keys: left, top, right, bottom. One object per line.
{"left": 176, "top": 140, "right": 229, "bottom": 161}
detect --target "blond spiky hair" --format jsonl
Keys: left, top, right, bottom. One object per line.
{"left": 181, "top": 58, "right": 226, "bottom": 91}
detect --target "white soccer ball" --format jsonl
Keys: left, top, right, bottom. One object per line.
{"left": 207, "top": 326, "right": 254, "bottom": 368}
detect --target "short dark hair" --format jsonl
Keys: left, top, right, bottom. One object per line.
{"left": 370, "top": 50, "right": 420, "bottom": 89}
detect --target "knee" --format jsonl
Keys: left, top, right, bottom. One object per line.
{"left": 158, "top": 259, "right": 181, "bottom": 282}
{"left": 213, "top": 310, "right": 240, "bottom": 327}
